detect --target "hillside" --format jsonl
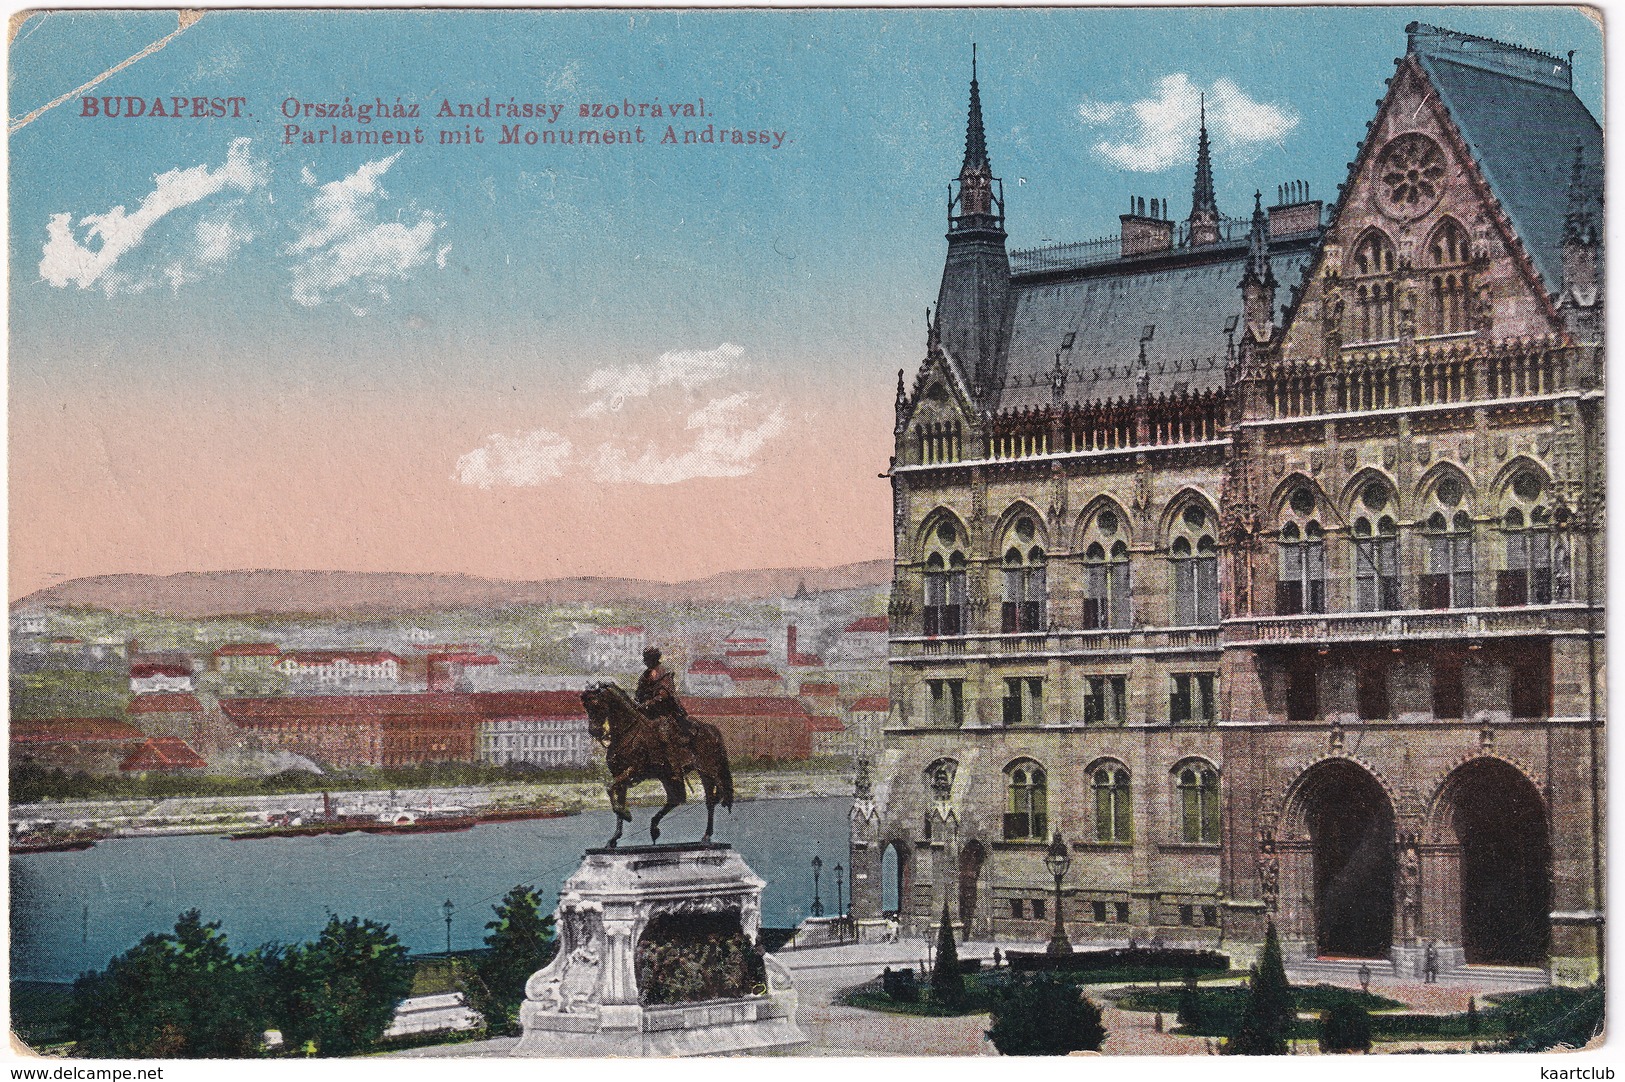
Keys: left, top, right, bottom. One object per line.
{"left": 13, "top": 562, "right": 892, "bottom": 618}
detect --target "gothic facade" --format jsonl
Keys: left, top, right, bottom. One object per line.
{"left": 853, "top": 23, "right": 1604, "bottom": 985}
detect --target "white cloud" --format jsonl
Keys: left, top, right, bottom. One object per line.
{"left": 453, "top": 428, "right": 574, "bottom": 489}
{"left": 579, "top": 342, "right": 744, "bottom": 417}
{"left": 1077, "top": 74, "right": 1298, "bottom": 173}
{"left": 287, "top": 153, "right": 445, "bottom": 309}
{"left": 454, "top": 344, "right": 790, "bottom": 489}
{"left": 587, "top": 392, "right": 788, "bottom": 484}
{"left": 39, "top": 137, "right": 266, "bottom": 290}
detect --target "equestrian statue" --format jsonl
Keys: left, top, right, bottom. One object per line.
{"left": 580, "top": 647, "right": 734, "bottom": 848}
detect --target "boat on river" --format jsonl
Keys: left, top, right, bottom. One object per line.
{"left": 10, "top": 828, "right": 110, "bottom": 855}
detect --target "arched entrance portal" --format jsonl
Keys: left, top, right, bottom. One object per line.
{"left": 881, "top": 840, "right": 907, "bottom": 917}
{"left": 958, "top": 840, "right": 986, "bottom": 937}
{"left": 1440, "top": 759, "right": 1551, "bottom": 965}
{"left": 1292, "top": 760, "right": 1396, "bottom": 958}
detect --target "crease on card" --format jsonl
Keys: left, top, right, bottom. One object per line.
{"left": 9, "top": 10, "right": 205, "bottom": 135}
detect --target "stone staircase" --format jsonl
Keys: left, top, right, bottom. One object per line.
{"left": 1286, "top": 956, "right": 1549, "bottom": 990}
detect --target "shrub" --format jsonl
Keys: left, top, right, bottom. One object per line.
{"left": 1319, "top": 1002, "right": 1373, "bottom": 1053}
{"left": 986, "top": 975, "right": 1107, "bottom": 1056}
{"left": 465, "top": 885, "right": 557, "bottom": 1036}
{"left": 268, "top": 915, "right": 415, "bottom": 1057}
{"left": 1224, "top": 923, "right": 1293, "bottom": 1055}
{"left": 68, "top": 910, "right": 269, "bottom": 1058}
{"left": 635, "top": 912, "right": 766, "bottom": 1006}
{"left": 931, "top": 903, "right": 964, "bottom": 1008}
{"left": 1176, "top": 969, "right": 1203, "bottom": 1031}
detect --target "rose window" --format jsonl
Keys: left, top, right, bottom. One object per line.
{"left": 1377, "top": 134, "right": 1446, "bottom": 216}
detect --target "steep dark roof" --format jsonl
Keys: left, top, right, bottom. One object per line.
{"left": 999, "top": 243, "right": 1314, "bottom": 408}
{"left": 1410, "top": 30, "right": 1601, "bottom": 298}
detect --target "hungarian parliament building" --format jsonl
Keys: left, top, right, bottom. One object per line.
{"left": 851, "top": 22, "right": 1603, "bottom": 986}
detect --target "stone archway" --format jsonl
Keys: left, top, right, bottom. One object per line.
{"left": 1283, "top": 759, "right": 1396, "bottom": 959}
{"left": 881, "top": 840, "right": 908, "bottom": 918}
{"left": 1431, "top": 758, "right": 1551, "bottom": 966}
{"left": 958, "top": 839, "right": 987, "bottom": 939}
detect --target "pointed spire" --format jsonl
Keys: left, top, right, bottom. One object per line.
{"left": 962, "top": 44, "right": 990, "bottom": 176}
{"left": 1564, "top": 141, "right": 1595, "bottom": 245}
{"left": 1190, "top": 92, "right": 1218, "bottom": 220}
{"left": 1244, "top": 190, "right": 1276, "bottom": 288}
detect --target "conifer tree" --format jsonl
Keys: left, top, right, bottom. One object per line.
{"left": 1224, "top": 922, "right": 1294, "bottom": 1055}
{"left": 931, "top": 901, "right": 964, "bottom": 1008}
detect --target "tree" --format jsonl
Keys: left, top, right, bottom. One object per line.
{"left": 270, "top": 915, "right": 414, "bottom": 1056}
{"left": 986, "top": 976, "right": 1107, "bottom": 1055}
{"left": 930, "top": 902, "right": 964, "bottom": 1008}
{"left": 1224, "top": 922, "right": 1294, "bottom": 1055}
{"left": 466, "top": 885, "right": 558, "bottom": 1036}
{"left": 1175, "top": 969, "right": 1203, "bottom": 1031}
{"left": 68, "top": 909, "right": 269, "bottom": 1058}
{"left": 1318, "top": 1002, "right": 1373, "bottom": 1053}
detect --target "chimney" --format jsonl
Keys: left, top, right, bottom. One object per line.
{"left": 1267, "top": 180, "right": 1323, "bottom": 238}
{"left": 1120, "top": 194, "right": 1174, "bottom": 257}
{"left": 787, "top": 624, "right": 798, "bottom": 660}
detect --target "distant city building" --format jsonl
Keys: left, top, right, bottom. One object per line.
{"left": 686, "top": 696, "right": 816, "bottom": 761}
{"left": 724, "top": 632, "right": 771, "bottom": 663}
{"left": 120, "top": 736, "right": 207, "bottom": 773}
{"left": 11, "top": 717, "right": 146, "bottom": 773}
{"left": 130, "top": 661, "right": 194, "bottom": 695}
{"left": 126, "top": 692, "right": 206, "bottom": 740}
{"left": 221, "top": 694, "right": 479, "bottom": 768}
{"left": 784, "top": 625, "right": 824, "bottom": 668}
{"left": 831, "top": 616, "right": 889, "bottom": 663}
{"left": 845, "top": 696, "right": 890, "bottom": 765}
{"left": 213, "top": 643, "right": 282, "bottom": 673}
{"left": 471, "top": 691, "right": 594, "bottom": 767}
{"left": 684, "top": 658, "right": 736, "bottom": 696}
{"left": 726, "top": 666, "right": 785, "bottom": 695}
{"left": 427, "top": 652, "right": 500, "bottom": 692}
{"left": 807, "top": 715, "right": 850, "bottom": 759}
{"left": 275, "top": 650, "right": 403, "bottom": 686}
{"left": 580, "top": 625, "right": 647, "bottom": 671}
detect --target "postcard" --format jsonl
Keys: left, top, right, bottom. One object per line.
{"left": 6, "top": 5, "right": 1605, "bottom": 1063}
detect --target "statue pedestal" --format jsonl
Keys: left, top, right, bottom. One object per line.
{"left": 514, "top": 843, "right": 806, "bottom": 1057}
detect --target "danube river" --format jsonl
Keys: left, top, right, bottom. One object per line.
{"left": 11, "top": 796, "right": 850, "bottom": 983}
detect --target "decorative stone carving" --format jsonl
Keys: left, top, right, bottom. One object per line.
{"left": 517, "top": 845, "right": 806, "bottom": 1057}
{"left": 1257, "top": 829, "right": 1280, "bottom": 913}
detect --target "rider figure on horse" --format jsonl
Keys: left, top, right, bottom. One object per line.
{"left": 635, "top": 646, "right": 695, "bottom": 781}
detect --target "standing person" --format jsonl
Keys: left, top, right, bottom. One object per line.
{"left": 635, "top": 647, "right": 694, "bottom": 779}
{"left": 1423, "top": 941, "right": 1438, "bottom": 984}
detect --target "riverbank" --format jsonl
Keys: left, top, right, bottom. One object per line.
{"left": 11, "top": 767, "right": 852, "bottom": 839}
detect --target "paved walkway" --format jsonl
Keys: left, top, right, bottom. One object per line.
{"left": 397, "top": 937, "right": 1534, "bottom": 1057}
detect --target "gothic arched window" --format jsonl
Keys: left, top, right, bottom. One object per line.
{"left": 922, "top": 518, "right": 968, "bottom": 635}
{"left": 1350, "top": 230, "right": 1397, "bottom": 342}
{"left": 1351, "top": 482, "right": 1400, "bottom": 611}
{"left": 1176, "top": 762, "right": 1221, "bottom": 844}
{"left": 1004, "top": 760, "right": 1048, "bottom": 841}
{"left": 1169, "top": 503, "right": 1219, "bottom": 625}
{"left": 994, "top": 513, "right": 1046, "bottom": 633}
{"left": 1276, "top": 484, "right": 1326, "bottom": 615}
{"left": 1427, "top": 219, "right": 1472, "bottom": 335}
{"left": 1082, "top": 504, "right": 1132, "bottom": 629}
{"left": 1419, "top": 474, "right": 1474, "bottom": 608}
{"left": 1092, "top": 763, "right": 1132, "bottom": 844}
{"left": 1498, "top": 469, "right": 1571, "bottom": 606}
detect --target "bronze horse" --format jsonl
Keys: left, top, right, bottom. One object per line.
{"left": 580, "top": 682, "right": 734, "bottom": 848}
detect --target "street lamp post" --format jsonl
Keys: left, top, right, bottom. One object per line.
{"left": 811, "top": 856, "right": 825, "bottom": 918}
{"left": 1044, "top": 832, "right": 1073, "bottom": 956}
{"left": 442, "top": 899, "right": 455, "bottom": 956}
{"left": 834, "top": 863, "right": 845, "bottom": 935}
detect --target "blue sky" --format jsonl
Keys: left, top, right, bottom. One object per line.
{"left": 6, "top": 7, "right": 1603, "bottom": 595}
